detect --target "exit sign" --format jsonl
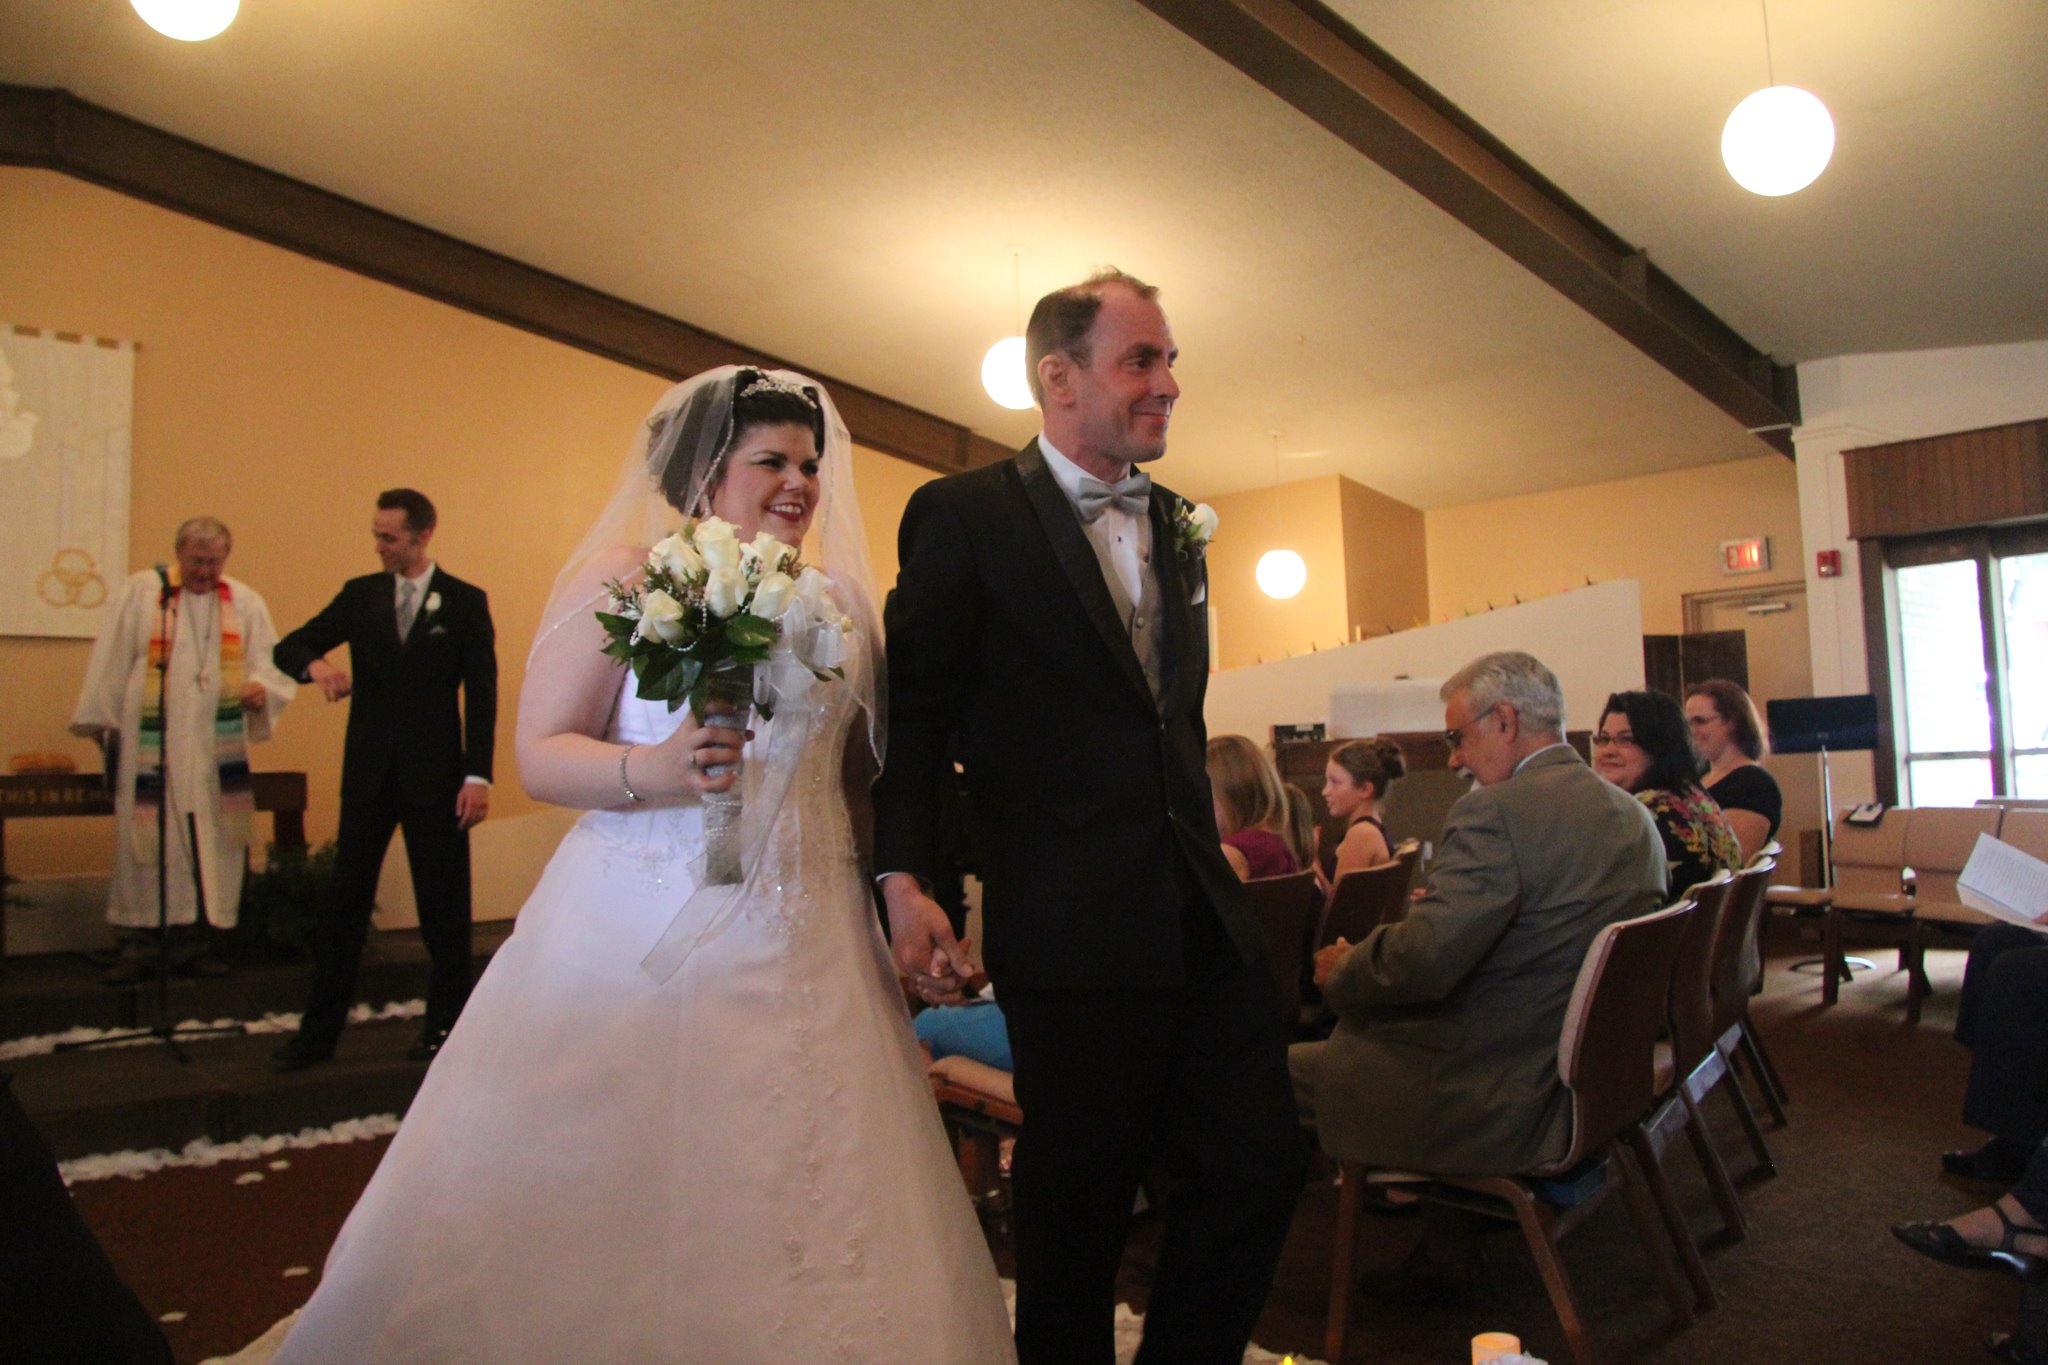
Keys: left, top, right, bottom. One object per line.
{"left": 1721, "top": 537, "right": 1772, "bottom": 574}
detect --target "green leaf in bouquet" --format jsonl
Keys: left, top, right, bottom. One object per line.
{"left": 601, "top": 638, "right": 637, "bottom": 661}
{"left": 595, "top": 611, "right": 637, "bottom": 636}
{"left": 725, "top": 612, "right": 778, "bottom": 650}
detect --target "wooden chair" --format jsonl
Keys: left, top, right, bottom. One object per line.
{"left": 1317, "top": 857, "right": 1411, "bottom": 949}
{"left": 1793, "top": 809, "right": 1915, "bottom": 1003}
{"left": 1715, "top": 857, "right": 1790, "bottom": 1123}
{"left": 1638, "top": 873, "right": 1744, "bottom": 1313}
{"left": 929, "top": 1054, "right": 1021, "bottom": 1211}
{"left": 1243, "top": 870, "right": 1320, "bottom": 1027}
{"left": 1324, "top": 900, "right": 1700, "bottom": 1365}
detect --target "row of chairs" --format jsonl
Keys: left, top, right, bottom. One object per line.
{"left": 1767, "top": 804, "right": 2048, "bottom": 1021}
{"left": 1322, "top": 852, "right": 1788, "bottom": 1365}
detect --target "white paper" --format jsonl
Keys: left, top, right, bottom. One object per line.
{"left": 1957, "top": 833, "right": 2048, "bottom": 934}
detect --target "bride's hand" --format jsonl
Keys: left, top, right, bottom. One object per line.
{"left": 642, "top": 702, "right": 752, "bottom": 797}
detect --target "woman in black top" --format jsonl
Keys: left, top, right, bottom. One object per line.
{"left": 1684, "top": 678, "right": 1783, "bottom": 860}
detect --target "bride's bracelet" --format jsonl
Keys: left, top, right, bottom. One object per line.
{"left": 618, "top": 744, "right": 646, "bottom": 804}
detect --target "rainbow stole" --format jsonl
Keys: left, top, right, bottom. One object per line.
{"left": 132, "top": 578, "right": 255, "bottom": 861}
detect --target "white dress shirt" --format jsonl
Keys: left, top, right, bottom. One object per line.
{"left": 1037, "top": 435, "right": 1151, "bottom": 607}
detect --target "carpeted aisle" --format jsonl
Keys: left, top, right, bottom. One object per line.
{"left": 60, "top": 932, "right": 2035, "bottom": 1364}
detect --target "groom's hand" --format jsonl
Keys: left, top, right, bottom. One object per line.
{"left": 881, "top": 873, "right": 972, "bottom": 1005}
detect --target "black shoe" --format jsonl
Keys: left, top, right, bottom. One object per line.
{"left": 406, "top": 1027, "right": 451, "bottom": 1062}
{"left": 1893, "top": 1204, "right": 2048, "bottom": 1281}
{"left": 272, "top": 1036, "right": 335, "bottom": 1072}
{"left": 1946, "top": 1141, "right": 2031, "bottom": 1183}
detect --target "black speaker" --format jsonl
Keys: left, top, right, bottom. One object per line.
{"left": 1766, "top": 694, "right": 1879, "bottom": 754}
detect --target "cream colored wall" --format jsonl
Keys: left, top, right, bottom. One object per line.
{"left": 1204, "top": 475, "right": 1350, "bottom": 669}
{"left": 1424, "top": 455, "right": 1803, "bottom": 634}
{"left": 0, "top": 169, "right": 933, "bottom": 919}
{"left": 1339, "top": 476, "right": 1429, "bottom": 638}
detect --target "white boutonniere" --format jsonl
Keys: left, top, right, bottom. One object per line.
{"left": 1171, "top": 499, "right": 1217, "bottom": 563}
{"left": 424, "top": 590, "right": 442, "bottom": 616}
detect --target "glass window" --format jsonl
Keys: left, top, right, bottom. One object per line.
{"left": 2015, "top": 754, "right": 2048, "bottom": 800}
{"left": 1895, "top": 561, "right": 1992, "bottom": 804}
{"left": 2003, "top": 551, "right": 2048, "bottom": 760}
{"left": 1906, "top": 757, "right": 1995, "bottom": 809}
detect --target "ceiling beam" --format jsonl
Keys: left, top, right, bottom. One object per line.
{"left": 1137, "top": 0, "right": 1800, "bottom": 456}
{"left": 0, "top": 85, "right": 1013, "bottom": 475}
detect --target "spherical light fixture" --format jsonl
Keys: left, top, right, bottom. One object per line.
{"left": 132, "top": 0, "right": 239, "bottom": 41}
{"left": 980, "top": 336, "right": 1034, "bottom": 411}
{"left": 1255, "top": 549, "right": 1307, "bottom": 600}
{"left": 1721, "top": 84, "right": 1835, "bottom": 196}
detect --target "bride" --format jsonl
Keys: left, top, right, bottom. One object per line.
{"left": 275, "top": 367, "right": 1016, "bottom": 1362}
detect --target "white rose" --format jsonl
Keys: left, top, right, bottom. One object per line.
{"left": 1190, "top": 503, "right": 1219, "bottom": 541}
{"left": 695, "top": 518, "right": 741, "bottom": 573}
{"left": 704, "top": 566, "right": 746, "bottom": 618}
{"left": 651, "top": 532, "right": 704, "bottom": 580}
{"left": 750, "top": 570, "right": 796, "bottom": 620}
{"left": 635, "top": 588, "right": 686, "bottom": 643}
{"left": 424, "top": 590, "right": 442, "bottom": 615}
{"left": 747, "top": 532, "right": 797, "bottom": 574}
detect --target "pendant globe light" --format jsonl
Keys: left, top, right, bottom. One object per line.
{"left": 1721, "top": 1, "right": 1834, "bottom": 196}
{"left": 132, "top": 0, "right": 239, "bottom": 41}
{"left": 981, "top": 250, "right": 1035, "bottom": 411}
{"left": 1255, "top": 431, "right": 1308, "bottom": 599}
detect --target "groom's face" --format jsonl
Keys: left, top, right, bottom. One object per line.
{"left": 1062, "top": 286, "right": 1179, "bottom": 469}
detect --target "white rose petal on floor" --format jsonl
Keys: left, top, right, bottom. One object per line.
{"left": 0, "top": 998, "right": 426, "bottom": 1061}
{"left": 58, "top": 1114, "right": 402, "bottom": 1185}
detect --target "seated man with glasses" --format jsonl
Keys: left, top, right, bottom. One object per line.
{"left": 1289, "top": 650, "right": 1667, "bottom": 1176}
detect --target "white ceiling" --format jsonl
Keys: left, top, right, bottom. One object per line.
{"left": 4, "top": 0, "right": 2042, "bottom": 508}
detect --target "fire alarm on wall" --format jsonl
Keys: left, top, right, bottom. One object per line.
{"left": 1816, "top": 549, "right": 1842, "bottom": 578}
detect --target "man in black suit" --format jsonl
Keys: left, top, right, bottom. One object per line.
{"left": 272, "top": 488, "right": 496, "bottom": 1070}
{"left": 874, "top": 270, "right": 1304, "bottom": 1364}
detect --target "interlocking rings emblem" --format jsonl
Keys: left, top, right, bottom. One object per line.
{"left": 37, "top": 547, "right": 108, "bottom": 610}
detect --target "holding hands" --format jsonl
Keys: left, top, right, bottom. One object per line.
{"left": 882, "top": 874, "right": 974, "bottom": 1006}
{"left": 306, "top": 658, "right": 352, "bottom": 702}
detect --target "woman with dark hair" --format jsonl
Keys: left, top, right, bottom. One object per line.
{"left": 1594, "top": 689, "right": 1742, "bottom": 897}
{"left": 1684, "top": 678, "right": 1783, "bottom": 859}
{"left": 1207, "top": 734, "right": 1299, "bottom": 880}
{"left": 1320, "top": 737, "right": 1404, "bottom": 884}
{"left": 276, "top": 368, "right": 1015, "bottom": 1362}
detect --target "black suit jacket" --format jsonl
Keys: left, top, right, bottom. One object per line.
{"left": 873, "top": 440, "right": 1257, "bottom": 991}
{"left": 274, "top": 568, "right": 497, "bottom": 805}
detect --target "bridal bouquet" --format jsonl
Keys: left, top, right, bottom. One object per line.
{"left": 595, "top": 516, "right": 849, "bottom": 722}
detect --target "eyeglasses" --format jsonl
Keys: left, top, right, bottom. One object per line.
{"left": 1591, "top": 731, "right": 1639, "bottom": 749}
{"left": 1444, "top": 708, "right": 1500, "bottom": 751}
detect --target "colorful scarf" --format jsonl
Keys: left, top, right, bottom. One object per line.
{"left": 132, "top": 577, "right": 255, "bottom": 862}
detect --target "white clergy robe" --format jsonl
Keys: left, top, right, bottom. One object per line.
{"left": 70, "top": 572, "right": 296, "bottom": 928}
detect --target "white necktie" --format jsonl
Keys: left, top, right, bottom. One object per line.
{"left": 398, "top": 578, "right": 418, "bottom": 639}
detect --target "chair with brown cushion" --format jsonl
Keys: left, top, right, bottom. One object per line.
{"left": 1815, "top": 809, "right": 1916, "bottom": 1004}
{"left": 1715, "top": 856, "right": 1790, "bottom": 1123}
{"left": 1243, "top": 870, "right": 1320, "bottom": 1027}
{"left": 1638, "top": 873, "right": 1745, "bottom": 1313}
{"left": 1323, "top": 900, "right": 1700, "bottom": 1365}
{"left": 1897, "top": 805, "right": 2006, "bottom": 1021}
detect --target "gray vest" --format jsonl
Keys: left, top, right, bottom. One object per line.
{"left": 1085, "top": 527, "right": 1165, "bottom": 703}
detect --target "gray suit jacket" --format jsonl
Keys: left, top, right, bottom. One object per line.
{"left": 1308, "top": 744, "right": 1666, "bottom": 1175}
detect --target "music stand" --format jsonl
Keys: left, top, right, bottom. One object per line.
{"left": 1766, "top": 694, "right": 1880, "bottom": 976}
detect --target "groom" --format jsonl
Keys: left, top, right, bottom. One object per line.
{"left": 875, "top": 270, "right": 1304, "bottom": 1364}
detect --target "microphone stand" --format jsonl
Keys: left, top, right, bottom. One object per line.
{"left": 61, "top": 576, "right": 247, "bottom": 1062}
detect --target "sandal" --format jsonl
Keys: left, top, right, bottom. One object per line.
{"left": 1894, "top": 1201, "right": 2048, "bottom": 1280}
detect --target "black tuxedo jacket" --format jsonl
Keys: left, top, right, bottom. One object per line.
{"left": 275, "top": 568, "right": 497, "bottom": 805}
{"left": 873, "top": 440, "right": 1258, "bottom": 991}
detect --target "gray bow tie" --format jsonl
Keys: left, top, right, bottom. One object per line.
{"left": 1074, "top": 471, "right": 1152, "bottom": 524}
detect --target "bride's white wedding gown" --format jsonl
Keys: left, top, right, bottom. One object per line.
{"left": 275, "top": 682, "right": 1016, "bottom": 1363}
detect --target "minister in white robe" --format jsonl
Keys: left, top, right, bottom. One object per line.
{"left": 70, "top": 519, "right": 295, "bottom": 941}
